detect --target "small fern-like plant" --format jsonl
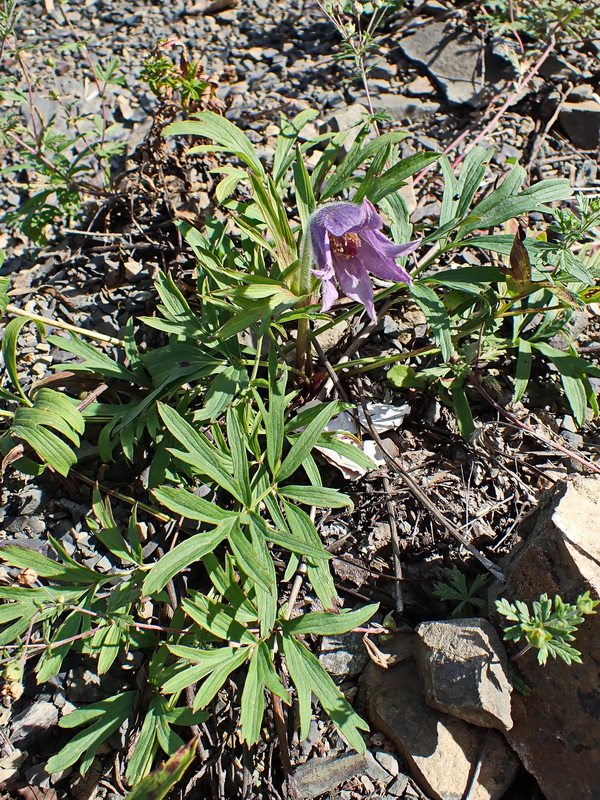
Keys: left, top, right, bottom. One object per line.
{"left": 496, "top": 592, "right": 598, "bottom": 665}
{"left": 432, "top": 565, "right": 489, "bottom": 617}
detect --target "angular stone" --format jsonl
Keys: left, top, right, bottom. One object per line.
{"left": 359, "top": 634, "right": 519, "bottom": 800}
{"left": 324, "top": 103, "right": 373, "bottom": 152}
{"left": 405, "top": 75, "right": 435, "bottom": 96}
{"left": 490, "top": 476, "right": 600, "bottom": 800}
{"left": 368, "top": 93, "right": 439, "bottom": 122}
{"left": 319, "top": 631, "right": 369, "bottom": 677}
{"left": 559, "top": 101, "right": 600, "bottom": 150}
{"left": 373, "top": 749, "right": 401, "bottom": 777}
{"left": 292, "top": 753, "right": 370, "bottom": 799}
{"left": 414, "top": 618, "right": 513, "bottom": 731}
{"left": 10, "top": 700, "right": 59, "bottom": 746}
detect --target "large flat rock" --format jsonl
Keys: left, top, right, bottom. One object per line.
{"left": 490, "top": 476, "right": 600, "bottom": 800}
{"left": 398, "top": 21, "right": 504, "bottom": 107}
{"left": 414, "top": 618, "right": 513, "bottom": 731}
{"left": 358, "top": 633, "right": 518, "bottom": 800}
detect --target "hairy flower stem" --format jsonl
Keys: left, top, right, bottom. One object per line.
{"left": 6, "top": 303, "right": 122, "bottom": 345}
{"left": 293, "top": 231, "right": 314, "bottom": 378}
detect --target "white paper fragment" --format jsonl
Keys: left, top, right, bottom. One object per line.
{"left": 357, "top": 402, "right": 410, "bottom": 432}
{"left": 315, "top": 402, "right": 409, "bottom": 480}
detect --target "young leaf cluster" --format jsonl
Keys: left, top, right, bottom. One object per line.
{"left": 496, "top": 592, "right": 599, "bottom": 665}
{"left": 432, "top": 566, "right": 489, "bottom": 617}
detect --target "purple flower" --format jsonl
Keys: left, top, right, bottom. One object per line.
{"left": 309, "top": 198, "right": 420, "bottom": 322}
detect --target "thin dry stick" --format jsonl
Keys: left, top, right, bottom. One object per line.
{"left": 312, "top": 337, "right": 349, "bottom": 402}
{"left": 59, "top": 5, "right": 109, "bottom": 152}
{"left": 355, "top": 384, "right": 505, "bottom": 582}
{"left": 70, "top": 471, "right": 172, "bottom": 522}
{"left": 451, "top": 36, "right": 556, "bottom": 169}
{"left": 412, "top": 36, "right": 556, "bottom": 186}
{"left": 271, "top": 693, "right": 293, "bottom": 775}
{"left": 527, "top": 83, "right": 574, "bottom": 169}
{"left": 469, "top": 376, "right": 600, "bottom": 475}
{"left": 283, "top": 507, "right": 317, "bottom": 619}
{"left": 383, "top": 475, "right": 404, "bottom": 613}
{"left": 338, "top": 297, "right": 396, "bottom": 362}
{"left": 76, "top": 382, "right": 109, "bottom": 412}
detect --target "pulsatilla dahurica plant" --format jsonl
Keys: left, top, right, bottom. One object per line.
{"left": 0, "top": 104, "right": 596, "bottom": 792}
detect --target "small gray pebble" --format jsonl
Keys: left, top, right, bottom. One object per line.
{"left": 374, "top": 750, "right": 400, "bottom": 777}
{"left": 386, "top": 773, "right": 410, "bottom": 796}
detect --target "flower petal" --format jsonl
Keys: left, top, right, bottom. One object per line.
{"left": 334, "top": 257, "right": 377, "bottom": 322}
{"left": 311, "top": 202, "right": 364, "bottom": 237}
{"left": 310, "top": 227, "right": 335, "bottom": 280}
{"left": 357, "top": 198, "right": 383, "bottom": 231}
{"left": 358, "top": 230, "right": 419, "bottom": 284}
{"left": 319, "top": 275, "right": 339, "bottom": 313}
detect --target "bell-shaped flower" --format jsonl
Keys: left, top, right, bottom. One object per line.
{"left": 309, "top": 198, "right": 420, "bottom": 322}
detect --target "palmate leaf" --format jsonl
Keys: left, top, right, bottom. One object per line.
{"left": 166, "top": 111, "right": 265, "bottom": 177}
{"left": 246, "top": 516, "right": 278, "bottom": 636}
{"left": 203, "top": 553, "right": 258, "bottom": 620}
{"left": 46, "top": 691, "right": 136, "bottom": 774}
{"left": 195, "top": 364, "right": 249, "bottom": 422}
{"left": 36, "top": 610, "right": 82, "bottom": 683}
{"left": 315, "top": 433, "right": 379, "bottom": 476}
{"left": 142, "top": 520, "right": 231, "bottom": 596}
{"left": 124, "top": 696, "right": 162, "bottom": 785}
{"left": 273, "top": 109, "right": 318, "bottom": 185}
{"left": 181, "top": 595, "right": 257, "bottom": 652}
{"left": 282, "top": 604, "right": 378, "bottom": 636}
{"left": 458, "top": 179, "right": 573, "bottom": 238}
{"left": 228, "top": 519, "right": 273, "bottom": 594}
{"left": 248, "top": 173, "right": 297, "bottom": 266}
{"left": 351, "top": 142, "right": 392, "bottom": 205}
{"left": 47, "top": 333, "right": 137, "bottom": 382}
{"left": 139, "top": 271, "right": 204, "bottom": 340}
{"left": 292, "top": 144, "right": 316, "bottom": 228}
{"left": 162, "top": 645, "right": 251, "bottom": 695}
{"left": 32, "top": 388, "right": 85, "bottom": 434}
{"left": 278, "top": 485, "right": 353, "bottom": 509}
{"left": 531, "top": 341, "right": 600, "bottom": 424}
{"left": 2, "top": 317, "right": 39, "bottom": 403}
{"left": 10, "top": 421, "right": 76, "bottom": 476}
{"left": 367, "top": 152, "right": 440, "bottom": 205}
{"left": 281, "top": 500, "right": 337, "bottom": 610}
{"left": 240, "top": 642, "right": 290, "bottom": 745}
{"left": 259, "top": 517, "right": 331, "bottom": 563}
{"left": 10, "top": 387, "right": 86, "bottom": 476}
{"left": 0, "top": 602, "right": 57, "bottom": 647}
{"left": 92, "top": 623, "right": 123, "bottom": 675}
{"left": 277, "top": 402, "right": 341, "bottom": 482}
{"left": 282, "top": 633, "right": 368, "bottom": 753}
{"left": 226, "top": 407, "right": 251, "bottom": 506}
{"left": 320, "top": 129, "right": 407, "bottom": 200}
{"left": 0, "top": 543, "right": 101, "bottom": 584}
{"left": 264, "top": 347, "right": 287, "bottom": 473}
{"left": 157, "top": 403, "right": 243, "bottom": 502}
{"left": 90, "top": 489, "right": 141, "bottom": 565}
{"left": 152, "top": 485, "right": 235, "bottom": 525}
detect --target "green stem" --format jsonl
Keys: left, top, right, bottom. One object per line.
{"left": 293, "top": 231, "right": 314, "bottom": 377}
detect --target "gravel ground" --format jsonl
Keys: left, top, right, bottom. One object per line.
{"left": 1, "top": 1, "right": 599, "bottom": 798}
